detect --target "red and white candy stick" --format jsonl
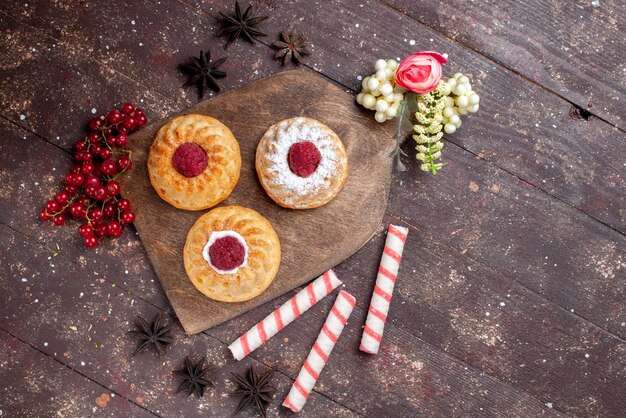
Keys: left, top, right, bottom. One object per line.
{"left": 360, "top": 224, "right": 408, "bottom": 354}
{"left": 283, "top": 290, "right": 356, "bottom": 413}
{"left": 228, "top": 270, "right": 343, "bottom": 361}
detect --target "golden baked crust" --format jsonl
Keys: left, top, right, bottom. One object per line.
{"left": 255, "top": 117, "right": 348, "bottom": 209}
{"left": 148, "top": 114, "right": 241, "bottom": 210}
{"left": 183, "top": 206, "right": 281, "bottom": 303}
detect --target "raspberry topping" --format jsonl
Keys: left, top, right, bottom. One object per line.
{"left": 208, "top": 236, "right": 246, "bottom": 272}
{"left": 172, "top": 142, "right": 208, "bottom": 177}
{"left": 287, "top": 141, "right": 321, "bottom": 178}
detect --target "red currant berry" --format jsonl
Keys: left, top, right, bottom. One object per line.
{"left": 76, "top": 151, "right": 93, "bottom": 162}
{"left": 117, "top": 198, "right": 131, "bottom": 211}
{"left": 46, "top": 200, "right": 60, "bottom": 213}
{"left": 122, "top": 116, "right": 137, "bottom": 130}
{"left": 88, "top": 208, "right": 104, "bottom": 222}
{"left": 78, "top": 196, "right": 91, "bottom": 206}
{"left": 102, "top": 127, "right": 113, "bottom": 137}
{"left": 64, "top": 184, "right": 79, "bottom": 195}
{"left": 107, "top": 109, "right": 124, "bottom": 124}
{"left": 90, "top": 144, "right": 102, "bottom": 155}
{"left": 84, "top": 184, "right": 97, "bottom": 197}
{"left": 72, "top": 173, "right": 85, "bottom": 186}
{"left": 136, "top": 113, "right": 148, "bottom": 127}
{"left": 75, "top": 140, "right": 88, "bottom": 151}
{"left": 135, "top": 107, "right": 144, "bottom": 115}
{"left": 103, "top": 202, "right": 117, "bottom": 217}
{"left": 93, "top": 187, "right": 107, "bottom": 200}
{"left": 105, "top": 181, "right": 121, "bottom": 197}
{"left": 66, "top": 174, "right": 77, "bottom": 185}
{"left": 55, "top": 191, "right": 70, "bottom": 205}
{"left": 105, "top": 136, "right": 117, "bottom": 146}
{"left": 95, "top": 223, "right": 109, "bottom": 237}
{"left": 89, "top": 117, "right": 103, "bottom": 131}
{"left": 86, "top": 175, "right": 100, "bottom": 187}
{"left": 53, "top": 214, "right": 66, "bottom": 226}
{"left": 88, "top": 132, "right": 101, "bottom": 144}
{"left": 117, "top": 125, "right": 129, "bottom": 135}
{"left": 101, "top": 160, "right": 118, "bottom": 176}
{"left": 121, "top": 103, "right": 135, "bottom": 115}
{"left": 84, "top": 235, "right": 99, "bottom": 248}
{"left": 81, "top": 161, "right": 95, "bottom": 175}
{"left": 117, "top": 156, "right": 132, "bottom": 171}
{"left": 40, "top": 209, "right": 51, "bottom": 221}
{"left": 120, "top": 210, "right": 136, "bottom": 225}
{"left": 70, "top": 203, "right": 86, "bottom": 218}
{"left": 115, "top": 134, "right": 128, "bottom": 147}
{"left": 99, "top": 148, "right": 113, "bottom": 160}
{"left": 71, "top": 165, "right": 82, "bottom": 174}
{"left": 107, "top": 220, "right": 123, "bottom": 237}
{"left": 79, "top": 224, "right": 94, "bottom": 238}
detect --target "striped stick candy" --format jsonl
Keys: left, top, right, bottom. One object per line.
{"left": 228, "top": 270, "right": 342, "bottom": 361}
{"left": 360, "top": 224, "right": 408, "bottom": 354}
{"left": 282, "top": 290, "right": 356, "bottom": 413}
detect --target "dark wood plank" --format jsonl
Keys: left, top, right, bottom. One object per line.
{"left": 389, "top": 139, "right": 626, "bottom": 338}
{"left": 0, "top": 223, "right": 562, "bottom": 416}
{"left": 0, "top": 117, "right": 170, "bottom": 311}
{"left": 0, "top": 224, "right": 357, "bottom": 417}
{"left": 7, "top": 3, "right": 625, "bottom": 335}
{"left": 0, "top": 2, "right": 280, "bottom": 150}
{"left": 2, "top": 0, "right": 624, "bottom": 234}
{"left": 333, "top": 216, "right": 625, "bottom": 417}
{"left": 0, "top": 76, "right": 619, "bottom": 412}
{"left": 122, "top": 70, "right": 394, "bottom": 334}
{"left": 0, "top": 330, "right": 154, "bottom": 417}
{"left": 1, "top": 0, "right": 624, "bottom": 415}
{"left": 175, "top": 0, "right": 626, "bottom": 333}
{"left": 0, "top": 117, "right": 561, "bottom": 414}
{"left": 232, "top": 0, "right": 624, "bottom": 234}
{"left": 0, "top": 10, "right": 181, "bottom": 151}
{"left": 0, "top": 0, "right": 282, "bottom": 102}
{"left": 384, "top": 0, "right": 626, "bottom": 130}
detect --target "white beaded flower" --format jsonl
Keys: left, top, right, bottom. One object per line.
{"left": 356, "top": 59, "right": 406, "bottom": 123}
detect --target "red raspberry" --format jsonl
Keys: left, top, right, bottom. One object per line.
{"left": 172, "top": 143, "right": 208, "bottom": 177}
{"left": 209, "top": 236, "right": 245, "bottom": 271}
{"left": 288, "top": 141, "right": 321, "bottom": 178}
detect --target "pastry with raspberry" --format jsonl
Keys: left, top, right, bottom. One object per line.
{"left": 255, "top": 117, "right": 348, "bottom": 209}
{"left": 148, "top": 114, "right": 241, "bottom": 210}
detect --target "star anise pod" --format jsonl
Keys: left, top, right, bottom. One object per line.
{"left": 173, "top": 356, "right": 214, "bottom": 397}
{"left": 272, "top": 29, "right": 310, "bottom": 65}
{"left": 217, "top": 1, "right": 268, "bottom": 48}
{"left": 129, "top": 312, "right": 173, "bottom": 355}
{"left": 178, "top": 50, "right": 227, "bottom": 99}
{"left": 232, "top": 366, "right": 276, "bottom": 417}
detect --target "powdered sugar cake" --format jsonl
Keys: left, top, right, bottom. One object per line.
{"left": 120, "top": 70, "right": 396, "bottom": 334}
{"left": 256, "top": 116, "right": 349, "bottom": 209}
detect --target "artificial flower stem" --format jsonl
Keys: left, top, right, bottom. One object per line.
{"left": 391, "top": 97, "right": 409, "bottom": 171}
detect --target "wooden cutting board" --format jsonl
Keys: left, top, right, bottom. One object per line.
{"left": 121, "top": 70, "right": 396, "bottom": 334}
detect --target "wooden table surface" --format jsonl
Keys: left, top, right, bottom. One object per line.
{"left": 0, "top": 1, "right": 624, "bottom": 417}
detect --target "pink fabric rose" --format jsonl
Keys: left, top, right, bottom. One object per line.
{"left": 395, "top": 51, "right": 447, "bottom": 94}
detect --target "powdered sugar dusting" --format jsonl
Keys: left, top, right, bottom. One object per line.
{"left": 202, "top": 230, "right": 249, "bottom": 275}
{"left": 265, "top": 117, "right": 340, "bottom": 204}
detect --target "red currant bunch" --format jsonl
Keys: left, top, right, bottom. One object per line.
{"left": 39, "top": 103, "right": 147, "bottom": 248}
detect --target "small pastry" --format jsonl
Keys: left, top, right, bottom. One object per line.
{"left": 183, "top": 206, "right": 281, "bottom": 303}
{"left": 255, "top": 117, "right": 348, "bottom": 209}
{"left": 148, "top": 114, "right": 241, "bottom": 210}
